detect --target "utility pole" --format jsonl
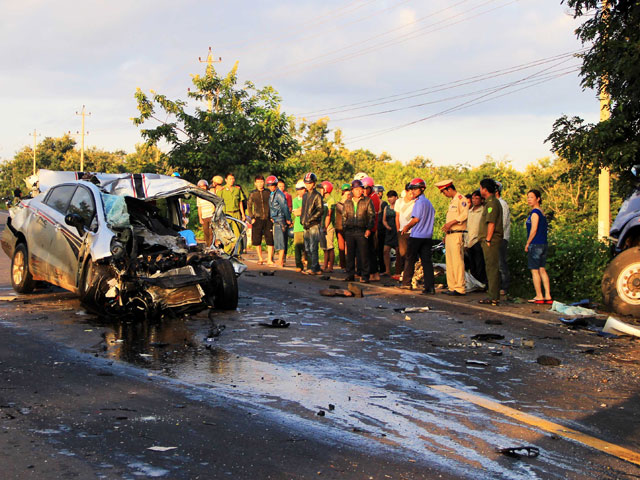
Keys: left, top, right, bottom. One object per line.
{"left": 198, "top": 47, "right": 222, "bottom": 112}
{"left": 30, "top": 129, "right": 41, "bottom": 175}
{"left": 75, "top": 105, "right": 91, "bottom": 171}
{"left": 597, "top": 0, "right": 611, "bottom": 240}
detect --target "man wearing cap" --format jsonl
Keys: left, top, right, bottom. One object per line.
{"left": 300, "top": 172, "right": 323, "bottom": 275}
{"left": 399, "top": 179, "right": 435, "bottom": 294}
{"left": 436, "top": 179, "right": 469, "bottom": 296}
{"left": 342, "top": 179, "right": 375, "bottom": 283}
{"left": 267, "top": 175, "right": 291, "bottom": 267}
{"left": 361, "top": 177, "right": 381, "bottom": 282}
{"left": 196, "top": 179, "right": 215, "bottom": 247}
{"left": 334, "top": 183, "right": 352, "bottom": 270}
{"left": 292, "top": 180, "right": 307, "bottom": 272}
{"left": 495, "top": 182, "right": 511, "bottom": 295}
{"left": 210, "top": 175, "right": 224, "bottom": 195}
{"left": 247, "top": 174, "right": 274, "bottom": 265}
{"left": 478, "top": 178, "right": 503, "bottom": 305}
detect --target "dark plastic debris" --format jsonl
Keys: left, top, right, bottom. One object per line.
{"left": 471, "top": 334, "right": 505, "bottom": 342}
{"left": 497, "top": 446, "right": 540, "bottom": 458}
{"left": 485, "top": 319, "right": 503, "bottom": 325}
{"left": 259, "top": 318, "right": 290, "bottom": 328}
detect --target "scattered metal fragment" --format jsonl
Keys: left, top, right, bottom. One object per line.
{"left": 537, "top": 355, "right": 561, "bottom": 366}
{"left": 497, "top": 446, "right": 540, "bottom": 458}
{"left": 394, "top": 306, "right": 431, "bottom": 313}
{"left": 147, "top": 446, "right": 177, "bottom": 452}
{"left": 466, "top": 360, "right": 489, "bottom": 366}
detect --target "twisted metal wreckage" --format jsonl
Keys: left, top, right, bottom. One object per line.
{"left": 1, "top": 170, "right": 247, "bottom": 319}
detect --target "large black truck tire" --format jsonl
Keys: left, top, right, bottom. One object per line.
{"left": 602, "top": 247, "right": 640, "bottom": 317}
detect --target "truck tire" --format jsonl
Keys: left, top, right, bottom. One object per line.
{"left": 602, "top": 247, "right": 640, "bottom": 317}
{"left": 211, "top": 258, "right": 238, "bottom": 310}
{"left": 11, "top": 243, "right": 35, "bottom": 294}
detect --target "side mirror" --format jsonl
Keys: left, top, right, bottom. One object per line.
{"left": 65, "top": 213, "right": 85, "bottom": 235}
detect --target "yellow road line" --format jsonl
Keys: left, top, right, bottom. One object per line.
{"left": 429, "top": 384, "right": 640, "bottom": 467}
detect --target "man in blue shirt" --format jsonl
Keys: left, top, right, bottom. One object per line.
{"left": 399, "top": 178, "right": 435, "bottom": 294}
{"left": 267, "top": 175, "right": 292, "bottom": 267}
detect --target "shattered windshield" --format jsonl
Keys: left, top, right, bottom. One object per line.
{"left": 101, "top": 193, "right": 130, "bottom": 229}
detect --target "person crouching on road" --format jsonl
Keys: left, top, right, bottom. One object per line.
{"left": 267, "top": 175, "right": 292, "bottom": 268}
{"left": 399, "top": 178, "right": 435, "bottom": 295}
{"left": 196, "top": 179, "right": 215, "bottom": 247}
{"left": 300, "top": 172, "right": 323, "bottom": 275}
{"left": 247, "top": 175, "right": 274, "bottom": 265}
{"left": 478, "top": 178, "right": 504, "bottom": 306}
{"left": 291, "top": 180, "right": 307, "bottom": 272}
{"left": 436, "top": 179, "right": 469, "bottom": 296}
{"left": 342, "top": 179, "right": 375, "bottom": 283}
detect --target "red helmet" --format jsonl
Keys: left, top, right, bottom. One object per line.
{"left": 265, "top": 175, "right": 278, "bottom": 186}
{"left": 408, "top": 178, "right": 426, "bottom": 190}
{"left": 321, "top": 181, "right": 334, "bottom": 194}
{"left": 361, "top": 176, "right": 374, "bottom": 188}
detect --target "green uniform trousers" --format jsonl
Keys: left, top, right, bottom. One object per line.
{"left": 481, "top": 240, "right": 501, "bottom": 301}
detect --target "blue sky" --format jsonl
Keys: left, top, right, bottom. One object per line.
{"left": 0, "top": 0, "right": 598, "bottom": 170}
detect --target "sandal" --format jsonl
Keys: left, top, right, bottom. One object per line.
{"left": 544, "top": 299, "right": 553, "bottom": 304}
{"left": 257, "top": 260, "right": 265, "bottom": 265}
{"left": 528, "top": 298, "right": 545, "bottom": 304}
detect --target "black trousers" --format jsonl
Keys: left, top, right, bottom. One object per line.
{"left": 468, "top": 242, "right": 487, "bottom": 284}
{"left": 402, "top": 237, "right": 434, "bottom": 291}
{"left": 345, "top": 230, "right": 370, "bottom": 280}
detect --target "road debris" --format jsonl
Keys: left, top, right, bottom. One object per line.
{"left": 497, "top": 446, "right": 540, "bottom": 458}
{"left": 205, "top": 324, "right": 225, "bottom": 340}
{"left": 394, "top": 306, "right": 431, "bottom": 313}
{"left": 602, "top": 316, "right": 640, "bottom": 338}
{"left": 319, "top": 289, "right": 354, "bottom": 298}
{"left": 466, "top": 360, "right": 489, "bottom": 367}
{"left": 551, "top": 301, "right": 597, "bottom": 316}
{"left": 147, "top": 446, "right": 178, "bottom": 452}
{"left": 347, "top": 283, "right": 364, "bottom": 298}
{"left": 259, "top": 271, "right": 275, "bottom": 276}
{"left": 470, "top": 334, "right": 505, "bottom": 342}
{"left": 537, "top": 355, "right": 561, "bottom": 366}
{"left": 259, "top": 319, "right": 290, "bottom": 328}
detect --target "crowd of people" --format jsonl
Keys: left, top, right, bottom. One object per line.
{"left": 193, "top": 171, "right": 551, "bottom": 307}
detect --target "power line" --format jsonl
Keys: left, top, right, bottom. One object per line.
{"left": 297, "top": 49, "right": 586, "bottom": 118}
{"left": 334, "top": 62, "right": 579, "bottom": 122}
{"left": 345, "top": 67, "right": 579, "bottom": 144}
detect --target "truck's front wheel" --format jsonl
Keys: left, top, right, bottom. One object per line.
{"left": 602, "top": 247, "right": 640, "bottom": 317}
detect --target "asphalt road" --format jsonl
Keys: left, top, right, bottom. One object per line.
{"left": 1, "top": 209, "right": 639, "bottom": 479}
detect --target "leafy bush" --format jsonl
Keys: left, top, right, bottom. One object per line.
{"left": 507, "top": 222, "right": 613, "bottom": 302}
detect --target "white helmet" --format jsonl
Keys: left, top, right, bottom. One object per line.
{"left": 354, "top": 172, "right": 369, "bottom": 181}
{"left": 295, "top": 180, "right": 305, "bottom": 190}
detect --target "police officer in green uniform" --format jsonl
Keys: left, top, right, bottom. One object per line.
{"left": 219, "top": 173, "right": 246, "bottom": 253}
{"left": 478, "top": 178, "right": 503, "bottom": 305}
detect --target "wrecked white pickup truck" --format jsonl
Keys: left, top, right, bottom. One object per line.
{"left": 1, "top": 170, "right": 246, "bottom": 319}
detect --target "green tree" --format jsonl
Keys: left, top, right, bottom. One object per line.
{"left": 132, "top": 62, "right": 299, "bottom": 184}
{"left": 547, "top": 0, "right": 640, "bottom": 194}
